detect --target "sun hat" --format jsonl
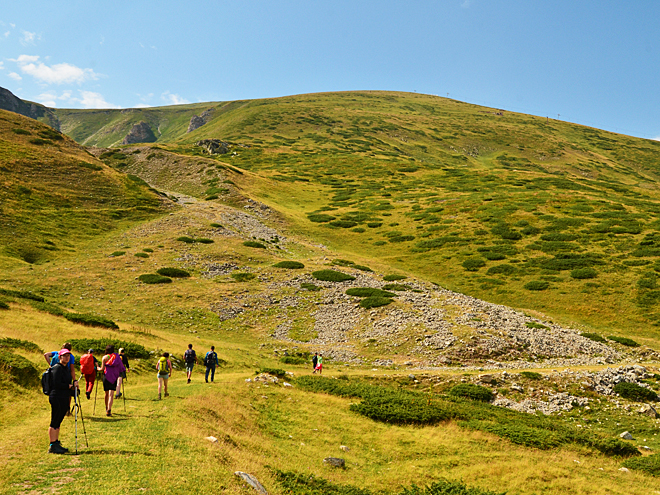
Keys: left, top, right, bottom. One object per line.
{"left": 88, "top": 348, "right": 94, "bottom": 353}
{"left": 59, "top": 349, "right": 71, "bottom": 357}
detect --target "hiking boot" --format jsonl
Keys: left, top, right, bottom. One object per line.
{"left": 106, "top": 410, "right": 112, "bottom": 417}
{"left": 187, "top": 378, "right": 191, "bottom": 384}
{"left": 158, "top": 393, "right": 161, "bottom": 400}
{"left": 48, "top": 442, "right": 67, "bottom": 454}
{"left": 86, "top": 392, "right": 91, "bottom": 400}
{"left": 54, "top": 440, "right": 69, "bottom": 453}
{"left": 164, "top": 392, "right": 169, "bottom": 398}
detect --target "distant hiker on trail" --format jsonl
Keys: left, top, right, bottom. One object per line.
{"left": 204, "top": 346, "right": 219, "bottom": 383}
{"left": 100, "top": 345, "right": 125, "bottom": 417}
{"left": 314, "top": 354, "right": 323, "bottom": 374}
{"left": 46, "top": 349, "right": 78, "bottom": 454}
{"left": 79, "top": 349, "right": 100, "bottom": 400}
{"left": 115, "top": 348, "right": 130, "bottom": 399}
{"left": 184, "top": 344, "right": 197, "bottom": 384}
{"left": 312, "top": 353, "right": 318, "bottom": 373}
{"left": 157, "top": 352, "right": 172, "bottom": 399}
{"left": 44, "top": 343, "right": 77, "bottom": 411}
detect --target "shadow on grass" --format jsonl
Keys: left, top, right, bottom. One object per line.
{"left": 74, "top": 449, "right": 154, "bottom": 456}
{"left": 88, "top": 416, "right": 129, "bottom": 423}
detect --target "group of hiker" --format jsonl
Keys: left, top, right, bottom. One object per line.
{"left": 44, "top": 342, "right": 221, "bottom": 454}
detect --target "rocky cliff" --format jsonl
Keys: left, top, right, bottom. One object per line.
{"left": 122, "top": 121, "right": 157, "bottom": 144}
{"left": 0, "top": 86, "right": 59, "bottom": 129}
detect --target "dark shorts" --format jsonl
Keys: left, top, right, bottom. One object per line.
{"left": 103, "top": 378, "right": 117, "bottom": 391}
{"left": 119, "top": 371, "right": 127, "bottom": 379}
{"left": 49, "top": 396, "right": 69, "bottom": 429}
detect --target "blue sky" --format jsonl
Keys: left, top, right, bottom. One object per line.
{"left": 0, "top": 1, "right": 658, "bottom": 140}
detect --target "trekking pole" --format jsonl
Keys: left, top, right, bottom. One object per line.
{"left": 73, "top": 386, "right": 79, "bottom": 455}
{"left": 122, "top": 376, "right": 126, "bottom": 412}
{"left": 76, "top": 376, "right": 89, "bottom": 448}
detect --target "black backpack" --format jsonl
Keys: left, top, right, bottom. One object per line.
{"left": 184, "top": 349, "right": 196, "bottom": 364}
{"left": 41, "top": 367, "right": 54, "bottom": 395}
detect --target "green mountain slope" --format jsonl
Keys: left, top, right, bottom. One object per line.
{"left": 0, "top": 109, "right": 166, "bottom": 266}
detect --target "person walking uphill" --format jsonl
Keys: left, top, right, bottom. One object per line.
{"left": 115, "top": 348, "right": 130, "bottom": 399}
{"left": 204, "top": 346, "right": 219, "bottom": 383}
{"left": 312, "top": 353, "right": 318, "bottom": 373}
{"left": 79, "top": 349, "right": 100, "bottom": 400}
{"left": 44, "top": 343, "right": 77, "bottom": 412}
{"left": 157, "top": 352, "right": 172, "bottom": 399}
{"left": 47, "top": 349, "right": 78, "bottom": 454}
{"left": 100, "top": 345, "right": 125, "bottom": 417}
{"left": 183, "top": 344, "right": 197, "bottom": 384}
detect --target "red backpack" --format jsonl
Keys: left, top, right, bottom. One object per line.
{"left": 80, "top": 354, "right": 95, "bottom": 374}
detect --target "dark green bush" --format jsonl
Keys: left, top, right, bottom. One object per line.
{"left": 135, "top": 252, "right": 149, "bottom": 258}
{"left": 520, "top": 371, "right": 542, "bottom": 380}
{"left": 0, "top": 288, "right": 44, "bottom": 302}
{"left": 389, "top": 235, "right": 415, "bottom": 243}
{"left": 307, "top": 214, "right": 336, "bottom": 223}
{"left": 608, "top": 336, "right": 640, "bottom": 347}
{"left": 383, "top": 274, "right": 407, "bottom": 281}
{"left": 244, "top": 241, "right": 267, "bottom": 248}
{"left": 138, "top": 274, "right": 172, "bottom": 285}
{"left": 482, "top": 252, "right": 506, "bottom": 261}
{"left": 205, "top": 195, "right": 219, "bottom": 200}
{"left": 177, "top": 236, "right": 195, "bottom": 243}
{"left": 382, "top": 283, "right": 409, "bottom": 291}
{"left": 231, "top": 272, "right": 256, "bottom": 282}
{"left": 462, "top": 258, "right": 486, "bottom": 271}
{"left": 64, "top": 313, "right": 119, "bottom": 329}
{"left": 143, "top": 248, "right": 154, "bottom": 253}
{"left": 524, "top": 280, "right": 550, "bottom": 291}
{"left": 157, "top": 267, "right": 190, "bottom": 278}
{"left": 0, "top": 301, "right": 8, "bottom": 310}
{"left": 374, "top": 241, "right": 386, "bottom": 246}
{"left": 486, "top": 264, "right": 518, "bottom": 276}
{"left": 312, "top": 270, "right": 355, "bottom": 282}
{"left": 399, "top": 480, "right": 505, "bottom": 495}
{"left": 622, "top": 454, "right": 660, "bottom": 477}
{"left": 300, "top": 283, "right": 321, "bottom": 291}
{"left": 367, "top": 222, "right": 383, "bottom": 228}
{"left": 12, "top": 128, "right": 31, "bottom": 135}
{"left": 210, "top": 223, "right": 223, "bottom": 228}
{"left": 280, "top": 356, "right": 307, "bottom": 365}
{"left": 272, "top": 470, "right": 373, "bottom": 495}
{"left": 196, "top": 238, "right": 214, "bottom": 244}
{"left": 359, "top": 297, "right": 393, "bottom": 309}
{"left": 29, "top": 138, "right": 52, "bottom": 145}
{"left": 68, "top": 339, "right": 149, "bottom": 359}
{"left": 331, "top": 259, "right": 355, "bottom": 267}
{"left": 581, "top": 332, "right": 607, "bottom": 343}
{"left": 353, "top": 265, "right": 373, "bottom": 272}
{"left": 613, "top": 382, "right": 658, "bottom": 402}
{"left": 571, "top": 267, "right": 597, "bottom": 279}
{"left": 0, "top": 350, "right": 40, "bottom": 388}
{"left": 0, "top": 338, "right": 41, "bottom": 353}
{"left": 109, "top": 251, "right": 126, "bottom": 257}
{"left": 257, "top": 367, "right": 287, "bottom": 378}
{"left": 448, "top": 384, "right": 494, "bottom": 402}
{"left": 273, "top": 261, "right": 305, "bottom": 269}
{"left": 329, "top": 220, "right": 358, "bottom": 228}
{"left": 525, "top": 322, "right": 549, "bottom": 330}
{"left": 346, "top": 288, "right": 396, "bottom": 298}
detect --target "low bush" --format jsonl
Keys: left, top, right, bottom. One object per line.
{"left": 462, "top": 258, "right": 485, "bottom": 271}
{"left": 608, "top": 336, "right": 640, "bottom": 347}
{"left": 486, "top": 264, "right": 518, "bottom": 276}
{"left": 520, "top": 371, "right": 542, "bottom": 380}
{"left": 346, "top": 288, "right": 396, "bottom": 298}
{"left": 0, "top": 350, "right": 40, "bottom": 388}
{"left": 382, "top": 283, "right": 409, "bottom": 291}
{"left": 257, "top": 367, "right": 287, "bottom": 378}
{"left": 231, "top": 272, "right": 256, "bottom": 282}
{"left": 613, "top": 382, "right": 658, "bottom": 402}
{"left": 138, "top": 274, "right": 172, "bottom": 284}
{"left": 210, "top": 223, "right": 223, "bottom": 228}
{"left": 244, "top": 241, "right": 267, "bottom": 248}
{"left": 177, "top": 236, "right": 195, "bottom": 243}
{"left": 353, "top": 264, "right": 373, "bottom": 272}
{"left": 273, "top": 261, "right": 305, "bottom": 269}
{"left": 383, "top": 274, "right": 407, "bottom": 281}
{"left": 367, "top": 222, "right": 383, "bottom": 228}
{"left": 0, "top": 300, "right": 8, "bottom": 310}
{"left": 448, "top": 384, "right": 494, "bottom": 402}
{"left": 68, "top": 339, "right": 149, "bottom": 359}
{"left": 359, "top": 297, "right": 393, "bottom": 309}
{"left": 622, "top": 454, "right": 660, "bottom": 477}
{"left": 524, "top": 280, "right": 550, "bottom": 291}
{"left": 329, "top": 220, "right": 358, "bottom": 228}
{"left": 280, "top": 356, "right": 307, "bottom": 365}
{"left": 312, "top": 270, "right": 355, "bottom": 282}
{"left": 307, "top": 214, "right": 335, "bottom": 223}
{"left": 389, "top": 235, "right": 415, "bottom": 243}
{"left": 0, "top": 288, "right": 45, "bottom": 302}
{"left": 109, "top": 251, "right": 126, "bottom": 257}
{"left": 0, "top": 338, "right": 41, "bottom": 353}
{"left": 300, "top": 283, "right": 321, "bottom": 291}
{"left": 525, "top": 322, "right": 549, "bottom": 330}
{"left": 581, "top": 332, "right": 607, "bottom": 343}
{"left": 135, "top": 252, "right": 149, "bottom": 258}
{"left": 157, "top": 267, "right": 190, "bottom": 278}
{"left": 196, "top": 238, "right": 214, "bottom": 244}
{"left": 143, "top": 248, "right": 154, "bottom": 253}
{"left": 12, "top": 128, "right": 31, "bottom": 135}
{"left": 64, "top": 313, "right": 119, "bottom": 329}
{"left": 571, "top": 267, "right": 597, "bottom": 279}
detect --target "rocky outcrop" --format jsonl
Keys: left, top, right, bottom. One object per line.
{"left": 196, "top": 139, "right": 230, "bottom": 154}
{"left": 0, "top": 86, "right": 60, "bottom": 129}
{"left": 122, "top": 121, "right": 157, "bottom": 144}
{"left": 187, "top": 108, "right": 214, "bottom": 133}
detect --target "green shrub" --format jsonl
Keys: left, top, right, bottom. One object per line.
{"left": 64, "top": 313, "right": 119, "bottom": 329}
{"left": 0, "top": 288, "right": 44, "bottom": 302}
{"left": 257, "top": 367, "right": 287, "bottom": 378}
{"left": 524, "top": 280, "right": 550, "bottom": 291}
{"left": 177, "top": 236, "right": 195, "bottom": 243}
{"left": 360, "top": 297, "right": 393, "bottom": 309}
{"left": 231, "top": 272, "right": 256, "bottom": 282}
{"left": 482, "top": 252, "right": 506, "bottom": 261}
{"left": 205, "top": 195, "right": 219, "bottom": 200}
{"left": 300, "top": 283, "right": 321, "bottom": 291}
{"left": 196, "top": 238, "right": 214, "bottom": 244}
{"left": 486, "top": 264, "right": 517, "bottom": 276}
{"left": 622, "top": 454, "right": 660, "bottom": 477}
{"left": 346, "top": 288, "right": 396, "bottom": 298}
{"left": 274, "top": 261, "right": 305, "bottom": 269}
{"left": 399, "top": 480, "right": 505, "bottom": 495}
{"left": 389, "top": 235, "right": 415, "bottom": 243}
{"left": 68, "top": 339, "right": 149, "bottom": 359}
{"left": 367, "top": 222, "right": 383, "bottom": 228}
{"left": 244, "top": 241, "right": 267, "bottom": 248}
{"left": 29, "top": 138, "right": 52, "bottom": 145}
{"left": 571, "top": 267, "right": 597, "bottom": 279}
{"left": 210, "top": 223, "right": 223, "bottom": 228}
{"left": 581, "top": 332, "right": 607, "bottom": 343}
{"left": 448, "top": 384, "right": 494, "bottom": 402}
{"left": 135, "top": 252, "right": 149, "bottom": 258}
{"left": 353, "top": 264, "right": 373, "bottom": 272}
{"left": 143, "top": 248, "right": 154, "bottom": 253}
{"left": 272, "top": 470, "right": 373, "bottom": 495}
{"left": 307, "top": 214, "right": 336, "bottom": 223}
{"left": 462, "top": 258, "right": 486, "bottom": 271}
{"left": 613, "top": 382, "right": 658, "bottom": 402}
{"left": 312, "top": 270, "right": 355, "bottom": 282}
{"left": 138, "top": 274, "right": 172, "bottom": 284}
{"left": 607, "top": 336, "right": 639, "bottom": 347}
{"left": 329, "top": 220, "right": 358, "bottom": 228}
{"left": 383, "top": 274, "right": 407, "bottom": 281}
{"left": 0, "top": 350, "right": 40, "bottom": 388}
{"left": 525, "top": 322, "right": 549, "bottom": 330}
{"left": 331, "top": 259, "right": 355, "bottom": 267}
{"left": 280, "top": 356, "right": 307, "bottom": 365}
{"left": 156, "top": 268, "right": 190, "bottom": 278}
{"left": 0, "top": 301, "right": 8, "bottom": 310}
{"left": 520, "top": 371, "right": 542, "bottom": 380}
{"left": 12, "top": 128, "right": 31, "bottom": 135}
{"left": 382, "top": 283, "right": 409, "bottom": 291}
{"left": 0, "top": 338, "right": 41, "bottom": 353}
{"left": 374, "top": 241, "right": 386, "bottom": 246}
{"left": 109, "top": 251, "right": 126, "bottom": 257}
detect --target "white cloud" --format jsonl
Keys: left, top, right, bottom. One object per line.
{"left": 134, "top": 103, "right": 151, "bottom": 108}
{"left": 161, "top": 91, "right": 189, "bottom": 105}
{"left": 653, "top": 136, "right": 660, "bottom": 142}
{"left": 8, "top": 72, "right": 22, "bottom": 81}
{"left": 35, "top": 91, "right": 58, "bottom": 107}
{"left": 4, "top": 31, "right": 9, "bottom": 38}
{"left": 20, "top": 30, "right": 39, "bottom": 46}
{"left": 13, "top": 54, "right": 99, "bottom": 84}
{"left": 78, "top": 90, "right": 119, "bottom": 109}
{"left": 0, "top": 61, "right": 4, "bottom": 70}
{"left": 33, "top": 89, "right": 119, "bottom": 109}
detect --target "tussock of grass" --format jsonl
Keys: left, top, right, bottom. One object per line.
{"left": 0, "top": 350, "right": 40, "bottom": 388}
{"left": 312, "top": 270, "right": 355, "bottom": 282}
{"left": 231, "top": 272, "right": 256, "bottom": 282}
{"left": 613, "top": 382, "right": 658, "bottom": 402}
{"left": 244, "top": 240, "right": 267, "bottom": 248}
{"left": 359, "top": 296, "right": 393, "bottom": 309}
{"left": 607, "top": 336, "right": 640, "bottom": 347}
{"left": 156, "top": 267, "right": 191, "bottom": 278}
{"left": 138, "top": 274, "right": 172, "bottom": 285}
{"left": 0, "top": 337, "right": 42, "bottom": 353}
{"left": 273, "top": 261, "right": 305, "bottom": 269}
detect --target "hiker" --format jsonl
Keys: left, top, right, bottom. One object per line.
{"left": 100, "top": 344, "right": 125, "bottom": 417}
{"left": 115, "top": 348, "right": 130, "bottom": 399}
{"left": 44, "top": 343, "right": 77, "bottom": 411}
{"left": 204, "top": 346, "right": 219, "bottom": 383}
{"left": 47, "top": 349, "right": 78, "bottom": 454}
{"left": 183, "top": 344, "right": 197, "bottom": 384}
{"left": 315, "top": 354, "right": 323, "bottom": 374}
{"left": 157, "top": 352, "right": 172, "bottom": 399}
{"left": 79, "top": 349, "right": 100, "bottom": 400}
{"left": 312, "top": 353, "right": 318, "bottom": 373}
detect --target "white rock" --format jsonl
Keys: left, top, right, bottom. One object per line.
{"left": 619, "top": 431, "right": 634, "bottom": 440}
{"left": 205, "top": 436, "right": 218, "bottom": 443}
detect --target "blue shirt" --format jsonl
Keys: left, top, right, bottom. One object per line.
{"left": 50, "top": 351, "right": 75, "bottom": 369}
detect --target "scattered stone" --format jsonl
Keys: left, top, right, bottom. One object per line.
{"left": 235, "top": 472, "right": 268, "bottom": 494}
{"left": 618, "top": 467, "right": 630, "bottom": 473}
{"left": 205, "top": 436, "right": 218, "bottom": 443}
{"left": 340, "top": 445, "right": 350, "bottom": 452}
{"left": 620, "top": 431, "right": 634, "bottom": 440}
{"left": 639, "top": 404, "right": 658, "bottom": 418}
{"left": 323, "top": 457, "right": 345, "bottom": 468}
{"left": 283, "top": 382, "right": 293, "bottom": 388}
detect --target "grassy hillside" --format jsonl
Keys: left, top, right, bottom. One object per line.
{"left": 0, "top": 109, "right": 166, "bottom": 267}
{"left": 61, "top": 91, "right": 660, "bottom": 338}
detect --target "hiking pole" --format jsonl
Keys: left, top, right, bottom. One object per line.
{"left": 76, "top": 377, "right": 89, "bottom": 449}
{"left": 73, "top": 386, "right": 79, "bottom": 455}
{"left": 122, "top": 378, "right": 126, "bottom": 412}
{"left": 93, "top": 370, "right": 99, "bottom": 416}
